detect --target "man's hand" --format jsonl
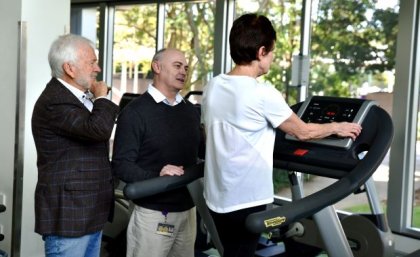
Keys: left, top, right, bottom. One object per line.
{"left": 90, "top": 81, "right": 110, "bottom": 98}
{"left": 160, "top": 164, "right": 184, "bottom": 176}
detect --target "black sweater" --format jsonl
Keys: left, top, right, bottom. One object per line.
{"left": 112, "top": 92, "right": 201, "bottom": 212}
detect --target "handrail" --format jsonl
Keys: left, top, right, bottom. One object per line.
{"left": 245, "top": 106, "right": 393, "bottom": 233}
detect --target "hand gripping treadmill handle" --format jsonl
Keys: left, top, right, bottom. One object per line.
{"left": 246, "top": 106, "right": 394, "bottom": 234}
{"left": 123, "top": 162, "right": 205, "bottom": 200}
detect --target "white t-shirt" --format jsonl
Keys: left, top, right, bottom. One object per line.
{"left": 202, "top": 74, "right": 293, "bottom": 213}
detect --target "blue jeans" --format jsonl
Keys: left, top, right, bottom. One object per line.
{"left": 43, "top": 231, "right": 102, "bottom": 257}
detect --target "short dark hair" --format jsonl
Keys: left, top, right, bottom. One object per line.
{"left": 229, "top": 13, "right": 276, "bottom": 65}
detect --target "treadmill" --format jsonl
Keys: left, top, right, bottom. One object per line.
{"left": 124, "top": 95, "right": 394, "bottom": 257}
{"left": 246, "top": 95, "right": 394, "bottom": 257}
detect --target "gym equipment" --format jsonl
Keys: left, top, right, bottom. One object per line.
{"left": 123, "top": 162, "right": 204, "bottom": 200}
{"left": 119, "top": 95, "right": 400, "bottom": 257}
{"left": 118, "top": 92, "right": 141, "bottom": 112}
{"left": 0, "top": 192, "right": 6, "bottom": 255}
{"left": 122, "top": 162, "right": 224, "bottom": 256}
{"left": 246, "top": 96, "right": 394, "bottom": 257}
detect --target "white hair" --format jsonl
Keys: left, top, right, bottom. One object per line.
{"left": 48, "top": 34, "right": 95, "bottom": 78}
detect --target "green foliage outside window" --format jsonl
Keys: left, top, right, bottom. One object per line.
{"left": 310, "top": 0, "right": 398, "bottom": 97}
{"left": 113, "top": 0, "right": 398, "bottom": 101}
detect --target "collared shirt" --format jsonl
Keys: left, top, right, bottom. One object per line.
{"left": 147, "top": 84, "right": 184, "bottom": 106}
{"left": 58, "top": 78, "right": 85, "bottom": 103}
{"left": 57, "top": 78, "right": 93, "bottom": 111}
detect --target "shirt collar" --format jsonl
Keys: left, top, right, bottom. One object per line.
{"left": 57, "top": 78, "right": 86, "bottom": 103}
{"left": 147, "top": 84, "right": 184, "bottom": 106}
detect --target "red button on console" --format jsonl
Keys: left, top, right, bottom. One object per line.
{"left": 293, "top": 149, "right": 308, "bottom": 156}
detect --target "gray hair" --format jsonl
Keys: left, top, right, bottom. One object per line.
{"left": 48, "top": 34, "right": 95, "bottom": 78}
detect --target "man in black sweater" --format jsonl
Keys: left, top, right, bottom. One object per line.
{"left": 112, "top": 48, "right": 201, "bottom": 257}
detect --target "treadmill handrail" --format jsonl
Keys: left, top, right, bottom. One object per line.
{"left": 123, "top": 162, "right": 204, "bottom": 200}
{"left": 245, "top": 106, "right": 393, "bottom": 234}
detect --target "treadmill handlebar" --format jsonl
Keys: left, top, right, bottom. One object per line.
{"left": 246, "top": 106, "right": 394, "bottom": 234}
{"left": 123, "top": 161, "right": 204, "bottom": 200}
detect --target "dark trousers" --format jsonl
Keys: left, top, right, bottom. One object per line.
{"left": 210, "top": 205, "right": 266, "bottom": 257}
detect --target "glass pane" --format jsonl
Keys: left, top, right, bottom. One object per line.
{"left": 164, "top": 0, "right": 216, "bottom": 100}
{"left": 310, "top": 0, "right": 399, "bottom": 216}
{"left": 111, "top": 4, "right": 157, "bottom": 104}
{"left": 235, "top": 0, "right": 303, "bottom": 104}
{"left": 70, "top": 6, "right": 100, "bottom": 48}
{"left": 311, "top": 0, "right": 398, "bottom": 98}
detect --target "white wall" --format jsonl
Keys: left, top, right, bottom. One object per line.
{"left": 0, "top": 0, "right": 70, "bottom": 256}
{"left": 0, "top": 0, "right": 20, "bottom": 254}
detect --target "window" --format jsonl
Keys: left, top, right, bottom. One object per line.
{"left": 71, "top": 6, "right": 99, "bottom": 47}
{"left": 164, "top": 1, "right": 215, "bottom": 96}
{"left": 111, "top": 4, "right": 157, "bottom": 103}
{"left": 309, "top": 0, "right": 399, "bottom": 219}
{"left": 235, "top": 0, "right": 303, "bottom": 103}
{"left": 109, "top": 1, "right": 215, "bottom": 105}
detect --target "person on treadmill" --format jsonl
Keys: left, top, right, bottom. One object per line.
{"left": 201, "top": 13, "right": 362, "bottom": 257}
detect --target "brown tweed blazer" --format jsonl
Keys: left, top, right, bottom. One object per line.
{"left": 31, "top": 77, "right": 119, "bottom": 237}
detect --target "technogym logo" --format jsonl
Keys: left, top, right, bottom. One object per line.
{"left": 264, "top": 216, "right": 286, "bottom": 228}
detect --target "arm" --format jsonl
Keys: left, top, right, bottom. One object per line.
{"left": 111, "top": 107, "right": 157, "bottom": 183}
{"left": 52, "top": 99, "right": 118, "bottom": 141}
{"left": 47, "top": 96, "right": 118, "bottom": 143}
{"left": 40, "top": 78, "right": 118, "bottom": 142}
{"left": 279, "top": 112, "right": 362, "bottom": 141}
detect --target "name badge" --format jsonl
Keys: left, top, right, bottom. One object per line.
{"left": 156, "top": 223, "right": 175, "bottom": 237}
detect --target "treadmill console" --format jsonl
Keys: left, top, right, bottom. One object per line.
{"left": 285, "top": 96, "right": 376, "bottom": 149}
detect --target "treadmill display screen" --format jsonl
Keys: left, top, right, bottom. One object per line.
{"left": 285, "top": 96, "right": 376, "bottom": 149}
{"left": 300, "top": 100, "right": 361, "bottom": 124}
